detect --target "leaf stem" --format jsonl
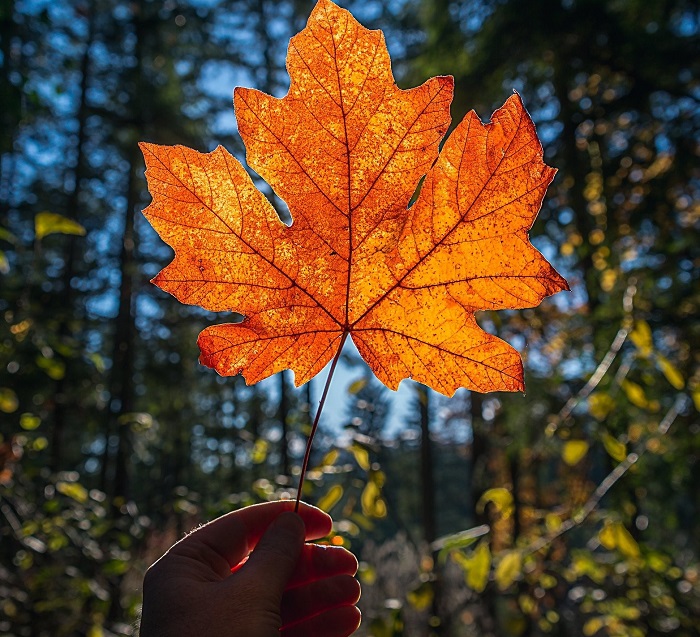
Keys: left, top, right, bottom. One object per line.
{"left": 295, "top": 331, "right": 349, "bottom": 513}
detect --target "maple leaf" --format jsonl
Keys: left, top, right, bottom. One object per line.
{"left": 140, "top": 0, "right": 568, "bottom": 397}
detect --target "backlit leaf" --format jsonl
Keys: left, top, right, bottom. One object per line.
{"left": 435, "top": 525, "right": 490, "bottom": 564}
{"left": 350, "top": 444, "right": 371, "bottom": 471}
{"left": 317, "top": 484, "right": 343, "bottom": 512}
{"left": 477, "top": 487, "right": 514, "bottom": 519}
{"left": 588, "top": 392, "right": 615, "bottom": 420}
{"left": 453, "top": 541, "right": 491, "bottom": 593}
{"left": 361, "top": 474, "right": 386, "bottom": 518}
{"left": 545, "top": 513, "right": 562, "bottom": 532}
{"left": 56, "top": 480, "right": 89, "bottom": 504}
{"left": 35, "top": 212, "right": 86, "bottom": 240}
{"left": 692, "top": 387, "right": 700, "bottom": 412}
{"left": 347, "top": 378, "right": 368, "bottom": 395}
{"left": 621, "top": 380, "right": 649, "bottom": 409}
{"left": 495, "top": 550, "right": 522, "bottom": 590}
{"left": 582, "top": 617, "right": 606, "bottom": 636}
{"left": 0, "top": 388, "right": 18, "bottom": 414}
{"left": 602, "top": 432, "right": 627, "bottom": 463}
{"left": 251, "top": 438, "right": 268, "bottom": 464}
{"left": 140, "top": 0, "right": 567, "bottom": 398}
{"left": 36, "top": 355, "right": 66, "bottom": 381}
{"left": 656, "top": 355, "right": 684, "bottom": 390}
{"left": 599, "top": 521, "right": 640, "bottom": 558}
{"left": 562, "top": 440, "right": 589, "bottom": 466}
{"left": 319, "top": 449, "right": 339, "bottom": 468}
{"left": 629, "top": 320, "right": 652, "bottom": 357}
{"left": 20, "top": 413, "right": 41, "bottom": 430}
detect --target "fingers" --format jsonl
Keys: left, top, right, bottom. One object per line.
{"left": 169, "top": 501, "right": 332, "bottom": 571}
{"left": 286, "top": 544, "right": 358, "bottom": 588}
{"left": 281, "top": 574, "right": 360, "bottom": 627}
{"left": 239, "top": 512, "right": 306, "bottom": 600}
{"left": 282, "top": 605, "right": 362, "bottom": 637}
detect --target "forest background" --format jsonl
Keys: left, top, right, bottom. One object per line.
{"left": 0, "top": 0, "right": 698, "bottom": 635}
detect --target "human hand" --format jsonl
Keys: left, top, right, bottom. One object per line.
{"left": 140, "top": 501, "right": 361, "bottom": 637}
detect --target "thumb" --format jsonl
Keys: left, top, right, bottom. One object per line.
{"left": 240, "top": 511, "right": 305, "bottom": 601}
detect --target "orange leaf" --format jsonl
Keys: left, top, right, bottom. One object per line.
{"left": 140, "top": 0, "right": 568, "bottom": 396}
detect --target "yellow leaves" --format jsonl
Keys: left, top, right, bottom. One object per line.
{"left": 545, "top": 513, "right": 563, "bottom": 533}
{"left": 0, "top": 388, "right": 19, "bottom": 413}
{"left": 600, "top": 268, "right": 617, "bottom": 292}
{"left": 19, "top": 413, "right": 41, "bottom": 430}
{"left": 361, "top": 471, "right": 386, "bottom": 518}
{"left": 34, "top": 211, "right": 86, "bottom": 240}
{"left": 656, "top": 355, "right": 684, "bottom": 390}
{"left": 621, "top": 380, "right": 654, "bottom": 410}
{"left": 539, "top": 573, "right": 557, "bottom": 589}
{"left": 562, "top": 440, "right": 589, "bottom": 466}
{"left": 598, "top": 521, "right": 640, "bottom": 558}
{"left": 571, "top": 551, "right": 605, "bottom": 583}
{"left": 406, "top": 581, "right": 434, "bottom": 611}
{"left": 452, "top": 541, "right": 491, "bottom": 592}
{"left": 87, "top": 624, "right": 104, "bottom": 637}
{"left": 319, "top": 449, "right": 339, "bottom": 469}
{"left": 494, "top": 550, "right": 522, "bottom": 591}
{"left": 250, "top": 439, "right": 268, "bottom": 464}
{"left": 693, "top": 387, "right": 700, "bottom": 412}
{"left": 477, "top": 488, "right": 514, "bottom": 519}
{"left": 56, "top": 480, "right": 89, "bottom": 504}
{"left": 317, "top": 484, "right": 343, "bottom": 513}
{"left": 630, "top": 319, "right": 685, "bottom": 389}
{"left": 588, "top": 393, "right": 615, "bottom": 420}
{"left": 350, "top": 444, "right": 371, "bottom": 471}
{"left": 629, "top": 320, "right": 653, "bottom": 357}
{"left": 583, "top": 617, "right": 606, "bottom": 636}
{"left": 36, "top": 355, "right": 66, "bottom": 381}
{"left": 347, "top": 378, "right": 368, "bottom": 394}
{"left": 357, "top": 562, "right": 376, "bottom": 585}
{"left": 601, "top": 432, "right": 627, "bottom": 463}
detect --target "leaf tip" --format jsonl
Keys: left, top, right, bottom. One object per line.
{"left": 138, "top": 141, "right": 156, "bottom": 157}
{"left": 438, "top": 74, "right": 455, "bottom": 90}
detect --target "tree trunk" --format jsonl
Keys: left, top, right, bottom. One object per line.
{"left": 419, "top": 385, "right": 436, "bottom": 544}
{"left": 51, "top": 2, "right": 95, "bottom": 472}
{"left": 279, "top": 370, "right": 290, "bottom": 477}
{"left": 110, "top": 150, "right": 139, "bottom": 501}
{"left": 417, "top": 384, "right": 442, "bottom": 636}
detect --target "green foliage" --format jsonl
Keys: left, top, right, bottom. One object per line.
{"left": 0, "top": 0, "right": 698, "bottom": 636}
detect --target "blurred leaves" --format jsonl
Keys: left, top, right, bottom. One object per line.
{"left": 406, "top": 581, "right": 434, "bottom": 611}
{"left": 494, "top": 550, "right": 522, "bottom": 591}
{"left": 56, "top": 480, "right": 89, "bottom": 504}
{"left": 453, "top": 541, "right": 491, "bottom": 593}
{"left": 317, "top": 484, "right": 343, "bottom": 513}
{"left": 350, "top": 444, "right": 371, "bottom": 472}
{"left": 0, "top": 388, "right": 19, "bottom": 413}
{"left": 361, "top": 471, "right": 387, "bottom": 519}
{"left": 602, "top": 432, "right": 628, "bottom": 463}
{"left": 598, "top": 521, "right": 640, "bottom": 558}
{"left": 34, "top": 212, "right": 86, "bottom": 241}
{"left": 657, "top": 356, "right": 685, "bottom": 390}
{"left": 629, "top": 320, "right": 653, "bottom": 358}
{"left": 477, "top": 488, "right": 514, "bottom": 519}
{"left": 562, "top": 440, "right": 589, "bottom": 466}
